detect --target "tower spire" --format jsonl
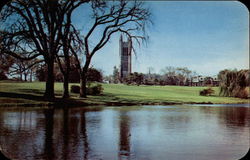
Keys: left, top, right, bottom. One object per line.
{"left": 119, "top": 34, "right": 132, "bottom": 82}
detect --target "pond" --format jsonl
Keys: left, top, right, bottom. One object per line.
{"left": 0, "top": 104, "right": 249, "bottom": 160}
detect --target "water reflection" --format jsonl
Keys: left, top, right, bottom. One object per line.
{"left": 118, "top": 111, "right": 131, "bottom": 160}
{"left": 80, "top": 110, "right": 89, "bottom": 160}
{"left": 0, "top": 105, "right": 249, "bottom": 160}
{"left": 199, "top": 106, "right": 250, "bottom": 127}
{"left": 44, "top": 109, "right": 55, "bottom": 160}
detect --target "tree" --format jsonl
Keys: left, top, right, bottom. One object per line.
{"left": 8, "top": 58, "right": 40, "bottom": 81}
{"left": 70, "top": 0, "right": 151, "bottom": 97}
{"left": 35, "top": 58, "right": 80, "bottom": 83}
{"left": 0, "top": 53, "right": 14, "bottom": 79}
{"left": 133, "top": 72, "right": 144, "bottom": 85}
{"left": 0, "top": 0, "right": 89, "bottom": 100}
{"left": 113, "top": 66, "right": 120, "bottom": 84}
{"left": 218, "top": 69, "right": 249, "bottom": 99}
{"left": 35, "top": 64, "right": 47, "bottom": 81}
{"left": 176, "top": 67, "right": 191, "bottom": 86}
{"left": 86, "top": 68, "right": 103, "bottom": 82}
{"left": 161, "top": 66, "right": 176, "bottom": 77}
{"left": 160, "top": 66, "right": 193, "bottom": 86}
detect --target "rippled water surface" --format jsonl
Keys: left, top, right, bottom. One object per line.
{"left": 0, "top": 104, "right": 249, "bottom": 160}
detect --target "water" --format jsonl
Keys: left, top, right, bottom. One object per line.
{"left": 0, "top": 105, "right": 249, "bottom": 160}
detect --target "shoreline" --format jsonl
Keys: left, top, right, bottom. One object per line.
{"left": 0, "top": 100, "right": 249, "bottom": 108}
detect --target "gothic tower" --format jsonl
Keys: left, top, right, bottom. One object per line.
{"left": 119, "top": 35, "right": 132, "bottom": 81}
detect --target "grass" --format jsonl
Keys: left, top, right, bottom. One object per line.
{"left": 0, "top": 81, "right": 249, "bottom": 107}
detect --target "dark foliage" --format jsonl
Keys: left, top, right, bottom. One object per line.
{"left": 87, "top": 84, "right": 103, "bottom": 95}
{"left": 200, "top": 88, "right": 215, "bottom": 96}
{"left": 0, "top": 71, "right": 7, "bottom": 80}
{"left": 218, "top": 69, "right": 249, "bottom": 99}
{"left": 71, "top": 83, "right": 103, "bottom": 95}
{"left": 70, "top": 85, "right": 80, "bottom": 93}
{"left": 87, "top": 68, "right": 103, "bottom": 82}
{"left": 124, "top": 72, "right": 144, "bottom": 85}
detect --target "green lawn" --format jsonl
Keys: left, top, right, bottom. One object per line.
{"left": 0, "top": 81, "right": 249, "bottom": 107}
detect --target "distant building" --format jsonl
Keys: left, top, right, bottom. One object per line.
{"left": 190, "top": 76, "right": 204, "bottom": 86}
{"left": 119, "top": 35, "right": 132, "bottom": 81}
{"left": 190, "top": 76, "right": 219, "bottom": 86}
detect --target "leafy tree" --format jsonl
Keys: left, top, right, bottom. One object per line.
{"left": 134, "top": 72, "right": 144, "bottom": 85}
{"left": 69, "top": 67, "right": 80, "bottom": 83}
{"left": 86, "top": 68, "right": 103, "bottom": 82}
{"left": 113, "top": 66, "right": 120, "bottom": 84}
{"left": 124, "top": 72, "right": 143, "bottom": 85}
{"left": 218, "top": 69, "right": 249, "bottom": 99}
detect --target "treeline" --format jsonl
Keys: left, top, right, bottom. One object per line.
{"left": 35, "top": 60, "right": 103, "bottom": 83}
{"left": 105, "top": 66, "right": 197, "bottom": 86}
{"left": 0, "top": 56, "right": 103, "bottom": 83}
{"left": 218, "top": 69, "right": 249, "bottom": 99}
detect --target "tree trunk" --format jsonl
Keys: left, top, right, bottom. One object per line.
{"left": 44, "top": 108, "right": 55, "bottom": 159}
{"left": 20, "top": 70, "right": 22, "bottom": 81}
{"left": 24, "top": 73, "right": 27, "bottom": 81}
{"left": 62, "top": 52, "right": 70, "bottom": 99}
{"left": 80, "top": 72, "right": 87, "bottom": 98}
{"left": 44, "top": 60, "right": 55, "bottom": 100}
{"left": 30, "top": 70, "right": 32, "bottom": 82}
{"left": 62, "top": 73, "right": 69, "bottom": 99}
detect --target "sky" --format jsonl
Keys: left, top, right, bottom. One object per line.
{"left": 73, "top": 1, "right": 249, "bottom": 76}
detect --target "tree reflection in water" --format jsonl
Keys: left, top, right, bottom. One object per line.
{"left": 81, "top": 110, "right": 89, "bottom": 160}
{"left": 43, "top": 108, "right": 55, "bottom": 160}
{"left": 118, "top": 111, "right": 131, "bottom": 160}
{"left": 62, "top": 108, "right": 69, "bottom": 160}
{"left": 42, "top": 108, "right": 91, "bottom": 160}
{"left": 199, "top": 106, "right": 250, "bottom": 128}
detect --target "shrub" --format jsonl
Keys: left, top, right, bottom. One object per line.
{"left": 70, "top": 85, "right": 80, "bottom": 93}
{"left": 200, "top": 88, "right": 215, "bottom": 96}
{"left": 70, "top": 84, "right": 103, "bottom": 95}
{"left": 199, "top": 90, "right": 206, "bottom": 96}
{"left": 87, "top": 84, "right": 103, "bottom": 95}
{"left": 234, "top": 89, "right": 249, "bottom": 99}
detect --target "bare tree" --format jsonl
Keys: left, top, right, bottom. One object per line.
{"left": 70, "top": 0, "right": 151, "bottom": 97}
{"left": 8, "top": 58, "right": 40, "bottom": 81}
{"left": 0, "top": 0, "right": 90, "bottom": 100}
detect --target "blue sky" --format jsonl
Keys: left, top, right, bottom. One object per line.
{"left": 73, "top": 1, "right": 249, "bottom": 76}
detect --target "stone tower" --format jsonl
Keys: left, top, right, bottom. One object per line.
{"left": 119, "top": 35, "right": 132, "bottom": 80}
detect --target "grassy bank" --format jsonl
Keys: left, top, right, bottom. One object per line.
{"left": 0, "top": 81, "right": 249, "bottom": 107}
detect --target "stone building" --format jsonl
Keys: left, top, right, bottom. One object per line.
{"left": 119, "top": 35, "right": 132, "bottom": 81}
